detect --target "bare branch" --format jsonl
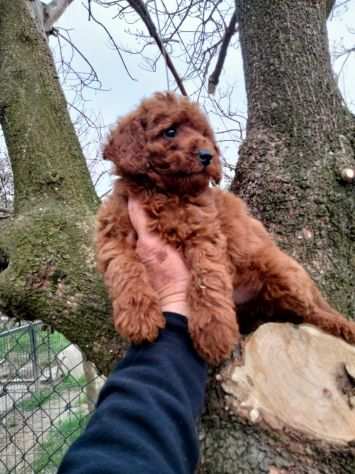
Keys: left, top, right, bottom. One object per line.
{"left": 326, "top": 0, "right": 336, "bottom": 18}
{"left": 83, "top": 4, "right": 137, "bottom": 81}
{"left": 53, "top": 28, "right": 103, "bottom": 89}
{"left": 43, "top": 0, "right": 76, "bottom": 32}
{"left": 99, "top": 188, "right": 112, "bottom": 199}
{"left": 94, "top": 169, "right": 109, "bottom": 187}
{"left": 126, "top": 0, "right": 188, "bottom": 96}
{"left": 208, "top": 9, "right": 238, "bottom": 95}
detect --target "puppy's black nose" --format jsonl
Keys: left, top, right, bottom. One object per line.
{"left": 198, "top": 149, "right": 213, "bottom": 167}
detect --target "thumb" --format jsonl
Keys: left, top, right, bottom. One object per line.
{"left": 128, "top": 198, "right": 150, "bottom": 238}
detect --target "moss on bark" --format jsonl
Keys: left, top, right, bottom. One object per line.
{"left": 201, "top": 1, "right": 355, "bottom": 472}
{"left": 231, "top": 0, "right": 355, "bottom": 316}
{"left": 0, "top": 0, "right": 98, "bottom": 214}
{"left": 0, "top": 202, "right": 124, "bottom": 374}
{"left": 0, "top": 0, "right": 121, "bottom": 374}
{"left": 202, "top": 0, "right": 355, "bottom": 474}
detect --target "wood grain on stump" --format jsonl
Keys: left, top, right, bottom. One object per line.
{"left": 221, "top": 323, "right": 355, "bottom": 445}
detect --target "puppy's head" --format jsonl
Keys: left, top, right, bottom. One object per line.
{"left": 104, "top": 92, "right": 222, "bottom": 194}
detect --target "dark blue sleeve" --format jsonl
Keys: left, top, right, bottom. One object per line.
{"left": 58, "top": 313, "right": 208, "bottom": 474}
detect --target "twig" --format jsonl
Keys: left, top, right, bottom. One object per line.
{"left": 54, "top": 28, "right": 103, "bottom": 88}
{"left": 68, "top": 102, "right": 101, "bottom": 129}
{"left": 126, "top": 0, "right": 188, "bottom": 96}
{"left": 99, "top": 188, "right": 112, "bottom": 200}
{"left": 82, "top": 5, "right": 137, "bottom": 81}
{"left": 94, "top": 170, "right": 109, "bottom": 187}
{"left": 208, "top": 9, "right": 238, "bottom": 95}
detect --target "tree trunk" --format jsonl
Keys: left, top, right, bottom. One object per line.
{"left": 199, "top": 0, "right": 355, "bottom": 472}
{"left": 0, "top": 0, "right": 123, "bottom": 375}
{"left": 231, "top": 0, "right": 354, "bottom": 316}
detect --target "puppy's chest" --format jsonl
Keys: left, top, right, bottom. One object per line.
{"left": 148, "top": 200, "right": 225, "bottom": 250}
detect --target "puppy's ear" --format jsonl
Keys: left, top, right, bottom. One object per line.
{"left": 103, "top": 115, "right": 148, "bottom": 176}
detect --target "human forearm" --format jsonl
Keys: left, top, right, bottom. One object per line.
{"left": 58, "top": 313, "right": 208, "bottom": 474}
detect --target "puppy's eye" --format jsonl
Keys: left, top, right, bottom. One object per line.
{"left": 163, "top": 127, "right": 177, "bottom": 138}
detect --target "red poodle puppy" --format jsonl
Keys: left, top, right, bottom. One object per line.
{"left": 96, "top": 92, "right": 355, "bottom": 364}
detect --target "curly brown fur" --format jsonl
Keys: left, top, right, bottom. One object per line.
{"left": 96, "top": 92, "right": 355, "bottom": 364}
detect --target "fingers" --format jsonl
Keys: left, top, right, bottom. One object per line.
{"left": 136, "top": 237, "right": 163, "bottom": 263}
{"left": 128, "top": 198, "right": 161, "bottom": 254}
{"left": 128, "top": 198, "right": 149, "bottom": 237}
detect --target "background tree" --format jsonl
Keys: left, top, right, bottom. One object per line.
{"left": 0, "top": 0, "right": 354, "bottom": 472}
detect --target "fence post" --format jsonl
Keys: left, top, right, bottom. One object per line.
{"left": 29, "top": 324, "right": 40, "bottom": 391}
{"left": 47, "top": 328, "right": 53, "bottom": 382}
{"left": 81, "top": 352, "right": 99, "bottom": 413}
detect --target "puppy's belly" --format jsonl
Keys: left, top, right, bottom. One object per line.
{"left": 233, "top": 285, "right": 261, "bottom": 304}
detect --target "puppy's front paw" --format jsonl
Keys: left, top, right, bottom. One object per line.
{"left": 113, "top": 297, "right": 165, "bottom": 344}
{"left": 189, "top": 315, "right": 239, "bottom": 365}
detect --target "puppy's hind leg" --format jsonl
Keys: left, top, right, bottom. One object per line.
{"left": 302, "top": 292, "right": 355, "bottom": 345}
{"left": 258, "top": 247, "right": 355, "bottom": 345}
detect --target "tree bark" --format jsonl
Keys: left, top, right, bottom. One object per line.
{"left": 0, "top": 0, "right": 123, "bottom": 375}
{"left": 231, "top": 0, "right": 354, "bottom": 317}
{"left": 202, "top": 0, "right": 354, "bottom": 472}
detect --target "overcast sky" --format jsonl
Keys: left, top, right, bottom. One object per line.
{"left": 56, "top": 1, "right": 355, "bottom": 112}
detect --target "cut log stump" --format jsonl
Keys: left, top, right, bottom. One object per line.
{"left": 221, "top": 323, "right": 355, "bottom": 446}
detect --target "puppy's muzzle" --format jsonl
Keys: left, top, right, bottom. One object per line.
{"left": 198, "top": 149, "right": 213, "bottom": 167}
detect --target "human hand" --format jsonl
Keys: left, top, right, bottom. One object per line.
{"left": 128, "top": 198, "right": 191, "bottom": 318}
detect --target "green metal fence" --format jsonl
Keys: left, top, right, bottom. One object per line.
{"left": 0, "top": 318, "right": 102, "bottom": 473}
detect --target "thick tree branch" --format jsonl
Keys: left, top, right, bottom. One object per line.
{"left": 43, "top": 0, "right": 76, "bottom": 32}
{"left": 208, "top": 9, "right": 238, "bottom": 95}
{"left": 25, "top": 0, "right": 75, "bottom": 37}
{"left": 127, "top": 0, "right": 188, "bottom": 96}
{"left": 0, "top": 0, "right": 97, "bottom": 213}
{"left": 326, "top": 0, "right": 336, "bottom": 18}
{"left": 0, "top": 0, "right": 120, "bottom": 375}
{"left": 26, "top": 0, "right": 46, "bottom": 37}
